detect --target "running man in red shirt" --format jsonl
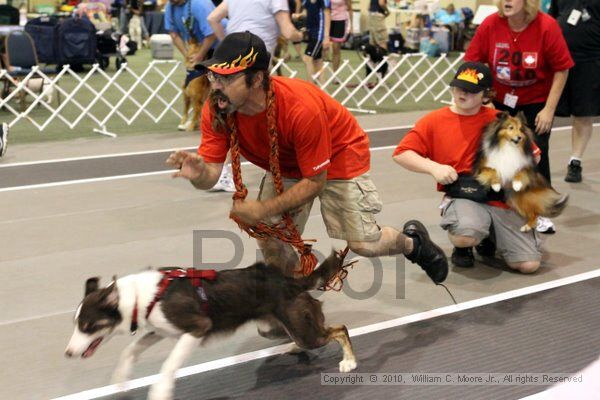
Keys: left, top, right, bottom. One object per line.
{"left": 394, "top": 62, "right": 543, "bottom": 274}
{"left": 166, "top": 32, "right": 448, "bottom": 287}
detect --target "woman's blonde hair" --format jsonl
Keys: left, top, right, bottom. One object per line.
{"left": 497, "top": 0, "right": 540, "bottom": 24}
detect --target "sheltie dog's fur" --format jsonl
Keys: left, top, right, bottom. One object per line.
{"left": 474, "top": 112, "right": 569, "bottom": 232}
{"left": 178, "top": 38, "right": 211, "bottom": 131}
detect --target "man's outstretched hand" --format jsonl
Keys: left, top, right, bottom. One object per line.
{"left": 166, "top": 150, "right": 206, "bottom": 181}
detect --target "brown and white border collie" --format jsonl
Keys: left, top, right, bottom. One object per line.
{"left": 474, "top": 112, "right": 569, "bottom": 231}
{"left": 65, "top": 251, "right": 356, "bottom": 400}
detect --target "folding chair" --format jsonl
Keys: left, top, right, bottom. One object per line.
{"left": 2, "top": 30, "right": 60, "bottom": 110}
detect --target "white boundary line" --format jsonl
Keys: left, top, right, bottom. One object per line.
{"left": 3, "top": 122, "right": 597, "bottom": 170}
{"left": 0, "top": 147, "right": 195, "bottom": 168}
{"left": 0, "top": 146, "right": 395, "bottom": 193}
{"left": 0, "top": 126, "right": 412, "bottom": 169}
{"left": 0, "top": 171, "right": 174, "bottom": 193}
{"left": 53, "top": 269, "right": 600, "bottom": 400}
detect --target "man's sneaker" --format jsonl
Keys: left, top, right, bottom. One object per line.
{"left": 565, "top": 160, "right": 582, "bottom": 183}
{"left": 0, "top": 122, "right": 8, "bottom": 158}
{"left": 403, "top": 220, "right": 449, "bottom": 284}
{"left": 475, "top": 237, "right": 496, "bottom": 258}
{"left": 451, "top": 247, "right": 474, "bottom": 268}
{"left": 536, "top": 216, "right": 555, "bottom": 234}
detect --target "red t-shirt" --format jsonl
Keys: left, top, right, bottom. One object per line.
{"left": 198, "top": 76, "right": 370, "bottom": 180}
{"left": 394, "top": 106, "right": 541, "bottom": 209}
{"left": 394, "top": 106, "right": 499, "bottom": 180}
{"left": 465, "top": 12, "right": 574, "bottom": 105}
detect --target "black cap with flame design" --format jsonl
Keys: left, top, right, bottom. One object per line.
{"left": 197, "top": 31, "right": 270, "bottom": 75}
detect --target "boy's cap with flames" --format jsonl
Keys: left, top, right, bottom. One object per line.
{"left": 450, "top": 62, "right": 493, "bottom": 93}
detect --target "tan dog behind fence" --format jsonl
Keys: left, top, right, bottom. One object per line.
{"left": 178, "top": 38, "right": 211, "bottom": 132}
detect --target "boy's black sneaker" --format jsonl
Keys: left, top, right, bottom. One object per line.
{"left": 403, "top": 220, "right": 449, "bottom": 284}
{"left": 475, "top": 237, "right": 496, "bottom": 258}
{"left": 565, "top": 160, "right": 582, "bottom": 183}
{"left": 451, "top": 247, "right": 474, "bottom": 268}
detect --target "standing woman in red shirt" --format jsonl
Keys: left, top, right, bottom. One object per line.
{"left": 464, "top": 0, "right": 574, "bottom": 233}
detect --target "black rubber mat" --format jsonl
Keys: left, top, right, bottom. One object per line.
{"left": 0, "top": 128, "right": 406, "bottom": 189}
{"left": 2, "top": 116, "right": 595, "bottom": 189}
{"left": 103, "top": 277, "right": 600, "bottom": 400}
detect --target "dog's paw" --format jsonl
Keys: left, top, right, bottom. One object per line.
{"left": 339, "top": 358, "right": 357, "bottom": 373}
{"left": 185, "top": 122, "right": 196, "bottom": 132}
{"left": 177, "top": 123, "right": 187, "bottom": 131}
{"left": 148, "top": 381, "right": 174, "bottom": 400}
{"left": 520, "top": 224, "right": 532, "bottom": 232}
{"left": 285, "top": 343, "right": 304, "bottom": 354}
{"left": 110, "top": 368, "right": 131, "bottom": 390}
{"left": 512, "top": 180, "right": 523, "bottom": 192}
{"left": 491, "top": 183, "right": 502, "bottom": 192}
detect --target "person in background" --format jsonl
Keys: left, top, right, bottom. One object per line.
{"left": 434, "top": 3, "right": 464, "bottom": 25}
{"left": 166, "top": 0, "right": 233, "bottom": 192}
{"left": 293, "top": 0, "right": 331, "bottom": 83}
{"left": 288, "top": 0, "right": 304, "bottom": 60}
{"left": 549, "top": 0, "right": 600, "bottom": 183}
{"left": 165, "top": 0, "right": 222, "bottom": 65}
{"left": 464, "top": 0, "right": 573, "bottom": 234}
{"left": 367, "top": 0, "right": 389, "bottom": 51}
{"left": 330, "top": 0, "right": 352, "bottom": 74}
{"left": 207, "top": 0, "right": 303, "bottom": 56}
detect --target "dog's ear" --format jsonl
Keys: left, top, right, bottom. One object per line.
{"left": 101, "top": 283, "right": 119, "bottom": 309}
{"left": 515, "top": 111, "right": 527, "bottom": 125}
{"left": 497, "top": 111, "right": 509, "bottom": 122}
{"left": 85, "top": 277, "right": 100, "bottom": 296}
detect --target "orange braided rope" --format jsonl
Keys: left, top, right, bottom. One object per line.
{"left": 318, "top": 246, "right": 358, "bottom": 292}
{"left": 227, "top": 82, "right": 318, "bottom": 276}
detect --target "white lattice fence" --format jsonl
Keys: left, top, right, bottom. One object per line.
{"left": 1, "top": 60, "right": 185, "bottom": 137}
{"left": 1, "top": 53, "right": 463, "bottom": 136}
{"left": 314, "top": 52, "right": 465, "bottom": 112}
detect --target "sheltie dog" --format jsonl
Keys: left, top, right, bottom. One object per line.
{"left": 65, "top": 251, "right": 356, "bottom": 400}
{"left": 177, "top": 38, "right": 211, "bottom": 131}
{"left": 474, "top": 112, "right": 569, "bottom": 232}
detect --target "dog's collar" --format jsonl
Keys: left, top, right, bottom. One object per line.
{"left": 130, "top": 268, "right": 217, "bottom": 335}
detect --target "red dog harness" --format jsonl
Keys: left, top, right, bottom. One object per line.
{"left": 130, "top": 268, "right": 217, "bottom": 334}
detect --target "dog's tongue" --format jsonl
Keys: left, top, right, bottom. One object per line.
{"left": 82, "top": 337, "right": 103, "bottom": 358}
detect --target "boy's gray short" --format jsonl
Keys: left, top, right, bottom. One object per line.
{"left": 440, "top": 198, "right": 543, "bottom": 263}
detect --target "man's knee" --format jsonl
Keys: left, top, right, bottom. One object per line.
{"left": 347, "top": 241, "right": 377, "bottom": 257}
{"left": 448, "top": 234, "right": 479, "bottom": 248}
{"left": 508, "top": 260, "right": 540, "bottom": 274}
